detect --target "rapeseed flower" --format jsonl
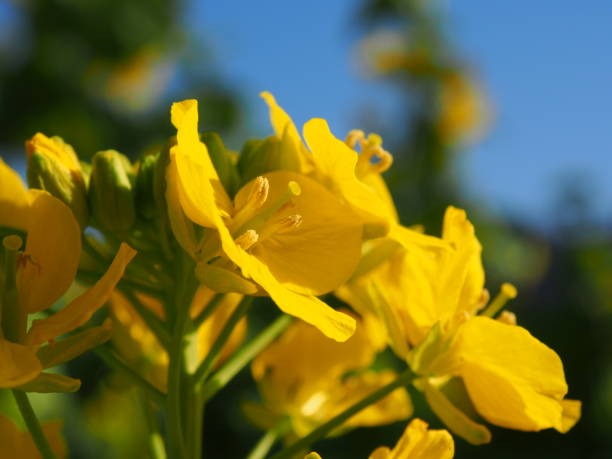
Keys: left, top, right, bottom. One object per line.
{"left": 0, "top": 415, "right": 66, "bottom": 459}
{"left": 168, "top": 99, "right": 360, "bottom": 341}
{"left": 0, "top": 158, "right": 135, "bottom": 388}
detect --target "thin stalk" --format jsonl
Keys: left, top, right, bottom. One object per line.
{"left": 12, "top": 390, "right": 56, "bottom": 459}
{"left": 94, "top": 345, "right": 165, "bottom": 405}
{"left": 269, "top": 368, "right": 416, "bottom": 459}
{"left": 246, "top": 418, "right": 290, "bottom": 459}
{"left": 202, "top": 315, "right": 292, "bottom": 402}
{"left": 192, "top": 294, "right": 223, "bottom": 328}
{"left": 143, "top": 395, "right": 167, "bottom": 459}
{"left": 193, "top": 296, "right": 254, "bottom": 386}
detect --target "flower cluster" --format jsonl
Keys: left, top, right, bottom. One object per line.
{"left": 0, "top": 93, "right": 579, "bottom": 459}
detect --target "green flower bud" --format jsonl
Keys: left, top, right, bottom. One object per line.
{"left": 89, "top": 150, "right": 135, "bottom": 232}
{"left": 201, "top": 131, "right": 240, "bottom": 196}
{"left": 135, "top": 152, "right": 159, "bottom": 220}
{"left": 237, "top": 135, "right": 301, "bottom": 184}
{"left": 26, "top": 134, "right": 89, "bottom": 229}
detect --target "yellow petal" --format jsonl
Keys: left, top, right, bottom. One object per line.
{"left": 217, "top": 215, "right": 355, "bottom": 341}
{"left": 303, "top": 118, "right": 393, "bottom": 227}
{"left": 170, "top": 99, "right": 232, "bottom": 225}
{"left": 369, "top": 418, "right": 454, "bottom": 459}
{"left": 16, "top": 190, "right": 81, "bottom": 313}
{"left": 235, "top": 171, "right": 362, "bottom": 295}
{"left": 558, "top": 399, "right": 581, "bottom": 433}
{"left": 260, "top": 91, "right": 314, "bottom": 173}
{"left": 0, "top": 415, "right": 67, "bottom": 459}
{"left": 166, "top": 157, "right": 198, "bottom": 256}
{"left": 27, "top": 243, "right": 137, "bottom": 345}
{"left": 0, "top": 339, "right": 41, "bottom": 388}
{"left": 456, "top": 316, "right": 568, "bottom": 431}
{"left": 0, "top": 157, "right": 30, "bottom": 230}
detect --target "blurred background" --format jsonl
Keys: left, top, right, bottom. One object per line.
{"left": 1, "top": 0, "right": 611, "bottom": 457}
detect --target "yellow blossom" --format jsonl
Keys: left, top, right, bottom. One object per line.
{"left": 168, "top": 99, "right": 358, "bottom": 341}
{"left": 0, "top": 415, "right": 66, "bottom": 459}
{"left": 0, "top": 158, "right": 136, "bottom": 388}
{"left": 248, "top": 317, "right": 412, "bottom": 438}
{"left": 369, "top": 418, "right": 454, "bottom": 459}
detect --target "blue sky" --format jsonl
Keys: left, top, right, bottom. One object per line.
{"left": 192, "top": 0, "right": 612, "bottom": 226}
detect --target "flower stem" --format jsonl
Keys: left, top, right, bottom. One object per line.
{"left": 202, "top": 315, "right": 292, "bottom": 402}
{"left": 12, "top": 390, "right": 56, "bottom": 459}
{"left": 193, "top": 296, "right": 254, "bottom": 386}
{"left": 246, "top": 418, "right": 290, "bottom": 459}
{"left": 269, "top": 368, "right": 416, "bottom": 459}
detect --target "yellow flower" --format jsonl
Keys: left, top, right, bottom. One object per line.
{"left": 0, "top": 415, "right": 66, "bottom": 459}
{"left": 0, "top": 158, "right": 136, "bottom": 388}
{"left": 248, "top": 317, "right": 412, "bottom": 439}
{"left": 262, "top": 92, "right": 398, "bottom": 231}
{"left": 168, "top": 99, "right": 358, "bottom": 341}
{"left": 369, "top": 418, "right": 454, "bottom": 459}
{"left": 414, "top": 316, "right": 581, "bottom": 441}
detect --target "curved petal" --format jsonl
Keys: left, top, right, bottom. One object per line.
{"left": 370, "top": 418, "right": 454, "bottom": 459}
{"left": 0, "top": 339, "right": 41, "bottom": 388}
{"left": 0, "top": 158, "right": 30, "bottom": 230}
{"left": 235, "top": 171, "right": 362, "bottom": 295}
{"left": 171, "top": 99, "right": 232, "bottom": 224}
{"left": 456, "top": 316, "right": 568, "bottom": 431}
{"left": 303, "top": 118, "right": 393, "bottom": 227}
{"left": 17, "top": 190, "right": 81, "bottom": 314}
{"left": 27, "top": 243, "right": 137, "bottom": 345}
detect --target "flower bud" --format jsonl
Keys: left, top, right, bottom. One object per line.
{"left": 89, "top": 150, "right": 135, "bottom": 232}
{"left": 26, "top": 134, "right": 89, "bottom": 229}
{"left": 201, "top": 131, "right": 240, "bottom": 196}
{"left": 135, "top": 152, "right": 159, "bottom": 220}
{"left": 237, "top": 135, "right": 301, "bottom": 184}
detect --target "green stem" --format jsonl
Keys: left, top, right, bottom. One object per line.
{"left": 12, "top": 390, "right": 56, "bottom": 459}
{"left": 165, "top": 255, "right": 194, "bottom": 459}
{"left": 202, "top": 315, "right": 292, "bottom": 402}
{"left": 94, "top": 345, "right": 165, "bottom": 405}
{"left": 193, "top": 296, "right": 254, "bottom": 386}
{"left": 246, "top": 418, "right": 290, "bottom": 459}
{"left": 269, "top": 368, "right": 416, "bottom": 459}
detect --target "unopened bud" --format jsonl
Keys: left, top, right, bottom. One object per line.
{"left": 26, "top": 134, "right": 89, "bottom": 229}
{"left": 195, "top": 263, "right": 258, "bottom": 295}
{"left": 89, "top": 150, "right": 135, "bottom": 232}
{"left": 135, "top": 152, "right": 159, "bottom": 220}
{"left": 237, "top": 135, "right": 301, "bottom": 183}
{"left": 201, "top": 132, "right": 240, "bottom": 196}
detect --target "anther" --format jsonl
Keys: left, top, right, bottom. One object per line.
{"left": 345, "top": 129, "right": 365, "bottom": 149}
{"left": 246, "top": 176, "right": 270, "bottom": 210}
{"left": 235, "top": 229, "right": 259, "bottom": 251}
{"left": 278, "top": 214, "right": 303, "bottom": 231}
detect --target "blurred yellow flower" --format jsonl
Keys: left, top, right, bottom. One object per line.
{"left": 0, "top": 415, "right": 66, "bottom": 459}
{"left": 248, "top": 317, "right": 412, "bottom": 439}
{"left": 369, "top": 418, "right": 454, "bottom": 459}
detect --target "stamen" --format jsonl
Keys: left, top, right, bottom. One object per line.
{"left": 232, "top": 176, "right": 270, "bottom": 232}
{"left": 497, "top": 310, "right": 517, "bottom": 326}
{"left": 345, "top": 129, "right": 365, "bottom": 149}
{"left": 481, "top": 282, "right": 518, "bottom": 318}
{"left": 235, "top": 229, "right": 259, "bottom": 251}
{"left": 233, "top": 181, "right": 301, "bottom": 237}
{"left": 258, "top": 214, "right": 303, "bottom": 242}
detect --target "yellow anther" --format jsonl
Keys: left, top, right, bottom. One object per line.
{"left": 345, "top": 129, "right": 365, "bottom": 149}
{"left": 235, "top": 229, "right": 259, "bottom": 251}
{"left": 247, "top": 176, "right": 270, "bottom": 210}
{"left": 497, "top": 310, "right": 517, "bottom": 326}
{"left": 481, "top": 282, "right": 518, "bottom": 318}
{"left": 2, "top": 235, "right": 22, "bottom": 251}
{"left": 278, "top": 214, "right": 303, "bottom": 231}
